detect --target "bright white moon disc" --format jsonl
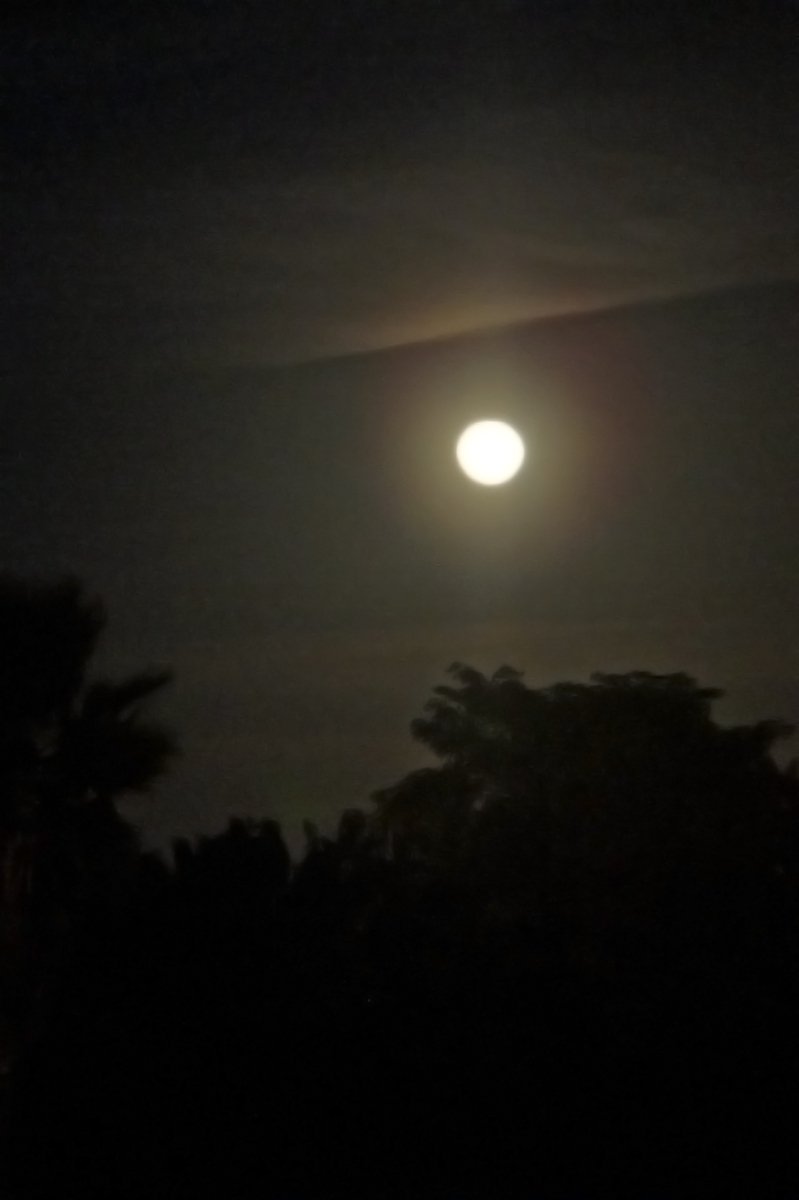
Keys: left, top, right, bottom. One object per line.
{"left": 456, "top": 420, "right": 525, "bottom": 486}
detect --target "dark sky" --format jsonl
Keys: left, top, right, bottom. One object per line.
{"left": 3, "top": 2, "right": 799, "bottom": 844}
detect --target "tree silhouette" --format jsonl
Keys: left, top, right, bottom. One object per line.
{"left": 0, "top": 575, "right": 175, "bottom": 1072}
{"left": 7, "top": 650, "right": 799, "bottom": 1199}
{"left": 375, "top": 664, "right": 798, "bottom": 916}
{"left": 370, "top": 663, "right": 799, "bottom": 1194}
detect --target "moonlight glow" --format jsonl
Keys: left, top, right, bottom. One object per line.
{"left": 456, "top": 420, "right": 526, "bottom": 486}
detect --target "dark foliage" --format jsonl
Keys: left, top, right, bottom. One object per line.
{"left": 0, "top": 577, "right": 175, "bottom": 1079}
{"left": 3, "top": 624, "right": 799, "bottom": 1197}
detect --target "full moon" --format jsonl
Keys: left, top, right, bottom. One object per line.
{"left": 456, "top": 420, "right": 526, "bottom": 486}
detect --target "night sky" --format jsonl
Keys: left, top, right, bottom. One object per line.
{"left": 3, "top": 2, "right": 798, "bottom": 845}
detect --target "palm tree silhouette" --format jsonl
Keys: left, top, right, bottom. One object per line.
{"left": 0, "top": 575, "right": 175, "bottom": 1070}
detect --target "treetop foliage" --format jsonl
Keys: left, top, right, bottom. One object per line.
{"left": 2, "top": 581, "right": 799, "bottom": 1197}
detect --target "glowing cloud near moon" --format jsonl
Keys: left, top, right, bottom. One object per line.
{"left": 456, "top": 420, "right": 526, "bottom": 486}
